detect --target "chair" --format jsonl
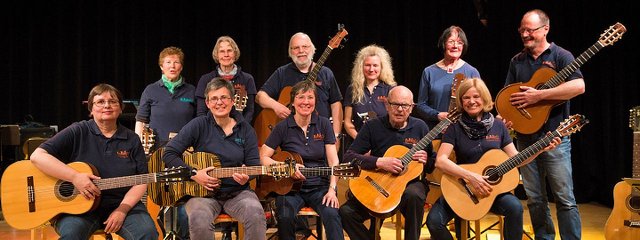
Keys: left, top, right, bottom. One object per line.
{"left": 459, "top": 214, "right": 504, "bottom": 240}
{"left": 22, "top": 137, "right": 48, "bottom": 159}
{"left": 214, "top": 213, "right": 244, "bottom": 239}
{"left": 297, "top": 206, "right": 324, "bottom": 240}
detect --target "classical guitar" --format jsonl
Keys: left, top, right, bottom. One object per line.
{"left": 496, "top": 22, "right": 626, "bottom": 134}
{"left": 141, "top": 124, "right": 155, "bottom": 156}
{"left": 254, "top": 24, "right": 348, "bottom": 146}
{"left": 349, "top": 109, "right": 461, "bottom": 215}
{"left": 427, "top": 73, "right": 465, "bottom": 204}
{"left": 233, "top": 85, "right": 248, "bottom": 112}
{"left": 0, "top": 160, "right": 190, "bottom": 230}
{"left": 441, "top": 114, "right": 588, "bottom": 220}
{"left": 605, "top": 106, "right": 640, "bottom": 239}
{"left": 255, "top": 150, "right": 361, "bottom": 199}
{"left": 146, "top": 149, "right": 294, "bottom": 206}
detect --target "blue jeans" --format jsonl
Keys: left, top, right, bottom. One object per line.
{"left": 518, "top": 135, "right": 581, "bottom": 240}
{"left": 275, "top": 186, "right": 344, "bottom": 240}
{"left": 426, "top": 193, "right": 523, "bottom": 240}
{"left": 55, "top": 202, "right": 158, "bottom": 240}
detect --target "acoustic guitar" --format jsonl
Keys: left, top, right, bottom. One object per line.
{"left": 146, "top": 149, "right": 294, "bottom": 206}
{"left": 0, "top": 160, "right": 190, "bottom": 230}
{"left": 441, "top": 114, "right": 588, "bottom": 220}
{"left": 255, "top": 150, "right": 361, "bottom": 199}
{"left": 427, "top": 73, "right": 465, "bottom": 204}
{"left": 605, "top": 106, "right": 640, "bottom": 239}
{"left": 349, "top": 109, "right": 461, "bottom": 215}
{"left": 233, "top": 85, "right": 248, "bottom": 112}
{"left": 495, "top": 22, "right": 626, "bottom": 134}
{"left": 141, "top": 124, "right": 155, "bottom": 156}
{"left": 253, "top": 24, "right": 348, "bottom": 146}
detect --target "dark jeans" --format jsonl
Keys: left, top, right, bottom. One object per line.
{"left": 275, "top": 186, "right": 344, "bottom": 240}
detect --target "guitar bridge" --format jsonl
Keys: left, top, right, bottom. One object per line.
{"left": 366, "top": 176, "right": 389, "bottom": 198}
{"left": 458, "top": 178, "right": 479, "bottom": 204}
{"left": 517, "top": 107, "right": 532, "bottom": 119}
{"left": 624, "top": 220, "right": 640, "bottom": 228}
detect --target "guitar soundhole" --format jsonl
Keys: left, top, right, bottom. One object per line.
{"left": 55, "top": 181, "right": 77, "bottom": 201}
{"left": 627, "top": 195, "right": 640, "bottom": 212}
{"left": 483, "top": 166, "right": 501, "bottom": 184}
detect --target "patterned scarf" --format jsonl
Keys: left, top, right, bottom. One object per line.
{"left": 162, "top": 74, "right": 183, "bottom": 94}
{"left": 217, "top": 64, "right": 238, "bottom": 81}
{"left": 459, "top": 112, "right": 494, "bottom": 140}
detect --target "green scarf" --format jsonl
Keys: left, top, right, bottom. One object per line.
{"left": 162, "top": 75, "right": 183, "bottom": 94}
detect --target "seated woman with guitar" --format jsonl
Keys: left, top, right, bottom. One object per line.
{"left": 340, "top": 85, "right": 432, "bottom": 240}
{"left": 30, "top": 84, "right": 158, "bottom": 239}
{"left": 259, "top": 80, "right": 344, "bottom": 240}
{"left": 162, "top": 77, "right": 266, "bottom": 239}
{"left": 426, "top": 78, "right": 560, "bottom": 240}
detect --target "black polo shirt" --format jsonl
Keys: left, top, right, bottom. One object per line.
{"left": 442, "top": 119, "right": 512, "bottom": 164}
{"left": 343, "top": 82, "right": 392, "bottom": 131}
{"left": 39, "top": 120, "right": 148, "bottom": 210}
{"left": 195, "top": 66, "right": 257, "bottom": 121}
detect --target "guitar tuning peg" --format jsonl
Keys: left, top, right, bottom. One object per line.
{"left": 343, "top": 37, "right": 348, "bottom": 42}
{"left": 339, "top": 44, "right": 346, "bottom": 49}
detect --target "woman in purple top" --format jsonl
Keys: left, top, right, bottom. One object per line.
{"left": 259, "top": 80, "right": 344, "bottom": 240}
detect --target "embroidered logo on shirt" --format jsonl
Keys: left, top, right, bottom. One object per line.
{"left": 485, "top": 134, "right": 500, "bottom": 142}
{"left": 234, "top": 138, "right": 245, "bottom": 146}
{"left": 377, "top": 95, "right": 387, "bottom": 103}
{"left": 313, "top": 133, "right": 325, "bottom": 141}
{"left": 404, "top": 137, "right": 418, "bottom": 145}
{"left": 180, "top": 97, "right": 194, "bottom": 103}
{"left": 116, "top": 150, "right": 130, "bottom": 158}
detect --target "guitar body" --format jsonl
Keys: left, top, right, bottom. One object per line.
{"left": 147, "top": 149, "right": 219, "bottom": 206}
{"left": 254, "top": 86, "right": 292, "bottom": 147}
{"left": 441, "top": 149, "right": 520, "bottom": 220}
{"left": 425, "top": 139, "right": 457, "bottom": 204}
{"left": 605, "top": 181, "right": 640, "bottom": 239}
{"left": 1, "top": 161, "right": 98, "bottom": 229}
{"left": 255, "top": 150, "right": 302, "bottom": 199}
{"left": 495, "top": 67, "right": 564, "bottom": 135}
{"left": 349, "top": 145, "right": 424, "bottom": 215}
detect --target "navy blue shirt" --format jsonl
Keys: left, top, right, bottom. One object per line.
{"left": 442, "top": 118, "right": 512, "bottom": 164}
{"left": 505, "top": 43, "right": 582, "bottom": 136}
{"left": 343, "top": 82, "right": 392, "bottom": 131}
{"left": 163, "top": 111, "right": 260, "bottom": 194}
{"left": 344, "top": 115, "right": 432, "bottom": 171}
{"left": 264, "top": 113, "right": 336, "bottom": 187}
{"left": 39, "top": 120, "right": 148, "bottom": 211}
{"left": 260, "top": 63, "right": 343, "bottom": 118}
{"left": 196, "top": 66, "right": 257, "bottom": 121}
{"left": 136, "top": 80, "right": 196, "bottom": 142}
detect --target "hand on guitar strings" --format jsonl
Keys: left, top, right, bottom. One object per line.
{"left": 466, "top": 172, "right": 492, "bottom": 198}
{"left": 192, "top": 166, "right": 221, "bottom": 191}
{"left": 232, "top": 165, "right": 250, "bottom": 185}
{"left": 376, "top": 157, "right": 404, "bottom": 174}
{"left": 292, "top": 163, "right": 307, "bottom": 180}
{"left": 72, "top": 172, "right": 101, "bottom": 199}
{"left": 510, "top": 86, "right": 543, "bottom": 108}
{"left": 411, "top": 150, "right": 429, "bottom": 164}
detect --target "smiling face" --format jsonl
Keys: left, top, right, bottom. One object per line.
{"left": 160, "top": 54, "right": 183, "bottom": 81}
{"left": 461, "top": 87, "right": 484, "bottom": 119}
{"left": 363, "top": 55, "right": 381, "bottom": 82}
{"left": 205, "top": 87, "right": 234, "bottom": 118}
{"left": 292, "top": 89, "right": 316, "bottom": 117}
{"left": 216, "top": 41, "right": 237, "bottom": 68}
{"left": 444, "top": 30, "right": 464, "bottom": 60}
{"left": 519, "top": 12, "right": 549, "bottom": 49}
{"left": 288, "top": 33, "right": 315, "bottom": 67}
{"left": 90, "top": 91, "right": 121, "bottom": 122}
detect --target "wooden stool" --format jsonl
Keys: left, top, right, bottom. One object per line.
{"left": 214, "top": 213, "right": 244, "bottom": 239}
{"left": 459, "top": 214, "right": 504, "bottom": 240}
{"left": 298, "top": 207, "right": 324, "bottom": 240}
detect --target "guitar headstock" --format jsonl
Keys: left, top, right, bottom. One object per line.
{"left": 333, "top": 162, "right": 361, "bottom": 178}
{"left": 268, "top": 159, "right": 296, "bottom": 180}
{"left": 141, "top": 125, "right": 155, "bottom": 155}
{"left": 450, "top": 73, "right": 465, "bottom": 98}
{"left": 447, "top": 108, "right": 462, "bottom": 122}
{"left": 598, "top": 22, "right": 626, "bottom": 47}
{"left": 328, "top": 24, "right": 348, "bottom": 49}
{"left": 556, "top": 114, "right": 589, "bottom": 137}
{"left": 630, "top": 106, "right": 640, "bottom": 132}
{"left": 156, "top": 166, "right": 191, "bottom": 183}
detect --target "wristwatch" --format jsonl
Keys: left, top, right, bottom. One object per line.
{"left": 330, "top": 185, "right": 337, "bottom": 192}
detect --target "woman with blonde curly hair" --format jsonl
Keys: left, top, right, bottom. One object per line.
{"left": 343, "top": 44, "right": 397, "bottom": 140}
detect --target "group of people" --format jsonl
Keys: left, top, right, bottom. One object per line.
{"left": 29, "top": 8, "right": 584, "bottom": 240}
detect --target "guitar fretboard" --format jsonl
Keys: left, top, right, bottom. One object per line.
{"left": 487, "top": 130, "right": 563, "bottom": 178}
{"left": 400, "top": 118, "right": 454, "bottom": 165}
{"left": 94, "top": 173, "right": 156, "bottom": 190}
{"left": 633, "top": 132, "right": 639, "bottom": 178}
{"left": 541, "top": 42, "right": 604, "bottom": 90}
{"left": 305, "top": 46, "right": 334, "bottom": 83}
{"left": 300, "top": 167, "right": 333, "bottom": 176}
{"left": 207, "top": 166, "right": 272, "bottom": 178}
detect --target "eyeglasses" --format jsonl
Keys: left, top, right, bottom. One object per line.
{"left": 518, "top": 25, "right": 546, "bottom": 34}
{"left": 290, "top": 45, "right": 311, "bottom": 51}
{"left": 207, "top": 95, "right": 232, "bottom": 103}
{"left": 446, "top": 40, "right": 465, "bottom": 47}
{"left": 388, "top": 102, "right": 414, "bottom": 111}
{"left": 93, "top": 99, "right": 119, "bottom": 108}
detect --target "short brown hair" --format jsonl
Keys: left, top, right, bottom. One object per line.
{"left": 87, "top": 83, "right": 123, "bottom": 113}
{"left": 158, "top": 46, "right": 185, "bottom": 66}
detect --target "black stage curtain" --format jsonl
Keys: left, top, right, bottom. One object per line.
{"left": 5, "top": 0, "right": 639, "bottom": 207}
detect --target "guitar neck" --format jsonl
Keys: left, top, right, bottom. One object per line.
{"left": 93, "top": 173, "right": 157, "bottom": 190}
{"left": 207, "top": 166, "right": 271, "bottom": 178}
{"left": 633, "top": 132, "right": 640, "bottom": 178}
{"left": 299, "top": 166, "right": 334, "bottom": 176}
{"left": 400, "top": 118, "right": 453, "bottom": 165}
{"left": 306, "top": 46, "right": 333, "bottom": 82}
{"left": 489, "top": 130, "right": 563, "bottom": 178}
{"left": 542, "top": 41, "right": 604, "bottom": 89}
